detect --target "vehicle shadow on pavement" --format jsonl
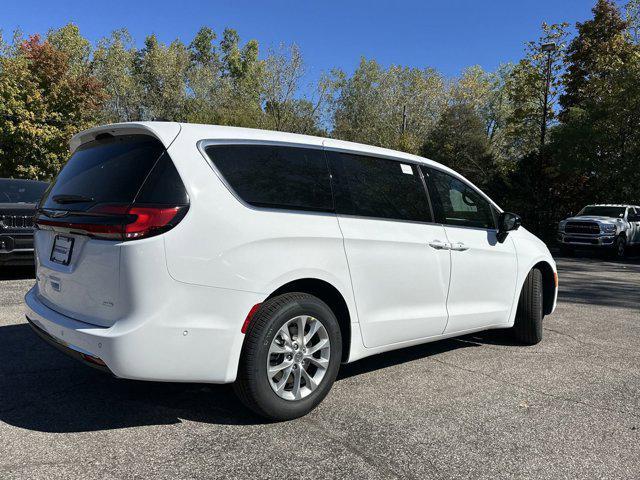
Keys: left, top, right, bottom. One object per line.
{"left": 0, "top": 322, "right": 491, "bottom": 432}
{"left": 0, "top": 266, "right": 35, "bottom": 280}
{"left": 0, "top": 323, "right": 262, "bottom": 431}
{"left": 337, "top": 337, "right": 479, "bottom": 380}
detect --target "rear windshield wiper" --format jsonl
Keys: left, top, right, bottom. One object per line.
{"left": 52, "top": 194, "right": 95, "bottom": 204}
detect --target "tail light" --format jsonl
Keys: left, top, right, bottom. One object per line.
{"left": 36, "top": 204, "right": 188, "bottom": 241}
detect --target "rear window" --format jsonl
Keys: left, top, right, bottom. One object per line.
{"left": 42, "top": 135, "right": 187, "bottom": 211}
{"left": 326, "top": 151, "right": 432, "bottom": 223}
{"left": 205, "top": 144, "right": 333, "bottom": 212}
{"left": 0, "top": 179, "right": 48, "bottom": 204}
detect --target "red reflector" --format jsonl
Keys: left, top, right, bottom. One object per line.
{"left": 241, "top": 303, "right": 262, "bottom": 334}
{"left": 80, "top": 353, "right": 107, "bottom": 366}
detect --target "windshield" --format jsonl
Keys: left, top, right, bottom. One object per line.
{"left": 577, "top": 206, "right": 626, "bottom": 218}
{"left": 0, "top": 179, "right": 49, "bottom": 204}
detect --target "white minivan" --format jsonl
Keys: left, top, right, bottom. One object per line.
{"left": 25, "top": 122, "right": 557, "bottom": 420}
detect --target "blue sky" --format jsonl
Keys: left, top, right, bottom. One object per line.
{"left": 2, "top": 0, "right": 606, "bottom": 87}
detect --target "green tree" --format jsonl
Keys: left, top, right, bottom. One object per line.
{"left": 450, "top": 64, "right": 514, "bottom": 174}
{"left": 93, "top": 29, "right": 142, "bottom": 122}
{"left": 136, "top": 34, "right": 190, "bottom": 121}
{"left": 330, "top": 57, "right": 446, "bottom": 153}
{"left": 261, "top": 44, "right": 329, "bottom": 135}
{"left": 216, "top": 28, "right": 264, "bottom": 127}
{"left": 505, "top": 22, "right": 568, "bottom": 159}
{"left": 422, "top": 104, "right": 494, "bottom": 187}
{"left": 555, "top": 0, "right": 640, "bottom": 206}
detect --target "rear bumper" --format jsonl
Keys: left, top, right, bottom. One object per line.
{"left": 25, "top": 284, "right": 264, "bottom": 383}
{"left": 26, "top": 316, "right": 112, "bottom": 374}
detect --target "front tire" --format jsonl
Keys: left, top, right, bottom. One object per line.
{"left": 611, "top": 235, "right": 627, "bottom": 259}
{"left": 511, "top": 268, "right": 543, "bottom": 345}
{"left": 234, "top": 293, "right": 342, "bottom": 421}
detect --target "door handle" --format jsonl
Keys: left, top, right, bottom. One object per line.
{"left": 449, "top": 242, "right": 469, "bottom": 251}
{"left": 428, "top": 240, "right": 450, "bottom": 250}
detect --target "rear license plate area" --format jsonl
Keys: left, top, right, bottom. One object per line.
{"left": 50, "top": 235, "right": 74, "bottom": 265}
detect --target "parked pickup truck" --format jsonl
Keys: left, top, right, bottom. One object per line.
{"left": 0, "top": 178, "right": 49, "bottom": 266}
{"left": 558, "top": 204, "right": 640, "bottom": 258}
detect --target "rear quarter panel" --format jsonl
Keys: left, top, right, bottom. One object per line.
{"left": 161, "top": 131, "right": 359, "bottom": 323}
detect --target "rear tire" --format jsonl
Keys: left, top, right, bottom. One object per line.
{"left": 234, "top": 292, "right": 342, "bottom": 421}
{"left": 511, "top": 268, "right": 543, "bottom": 345}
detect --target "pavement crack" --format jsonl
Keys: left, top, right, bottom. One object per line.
{"left": 305, "top": 417, "right": 441, "bottom": 480}
{"left": 543, "top": 327, "right": 599, "bottom": 347}
{"left": 430, "top": 357, "right": 640, "bottom": 419}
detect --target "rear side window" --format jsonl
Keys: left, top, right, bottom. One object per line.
{"left": 423, "top": 167, "right": 495, "bottom": 229}
{"left": 205, "top": 144, "right": 332, "bottom": 212}
{"left": 135, "top": 152, "right": 189, "bottom": 205}
{"left": 42, "top": 135, "right": 187, "bottom": 211}
{"left": 326, "top": 151, "right": 432, "bottom": 222}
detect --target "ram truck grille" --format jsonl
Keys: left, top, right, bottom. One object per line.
{"left": 565, "top": 221, "right": 600, "bottom": 234}
{"left": 0, "top": 215, "right": 34, "bottom": 230}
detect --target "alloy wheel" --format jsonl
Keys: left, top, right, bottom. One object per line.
{"left": 266, "top": 315, "right": 331, "bottom": 401}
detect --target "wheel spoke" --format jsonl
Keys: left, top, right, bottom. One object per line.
{"left": 291, "top": 366, "right": 302, "bottom": 399}
{"left": 300, "top": 365, "right": 317, "bottom": 392}
{"left": 296, "top": 316, "right": 307, "bottom": 346}
{"left": 274, "top": 365, "right": 293, "bottom": 391}
{"left": 305, "top": 356, "right": 329, "bottom": 369}
{"left": 304, "top": 319, "right": 321, "bottom": 344}
{"left": 278, "top": 326, "right": 294, "bottom": 347}
{"left": 268, "top": 358, "right": 293, "bottom": 376}
{"left": 269, "top": 342, "right": 292, "bottom": 355}
{"left": 306, "top": 337, "right": 329, "bottom": 355}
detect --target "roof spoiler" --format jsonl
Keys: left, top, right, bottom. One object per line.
{"left": 69, "top": 122, "right": 182, "bottom": 154}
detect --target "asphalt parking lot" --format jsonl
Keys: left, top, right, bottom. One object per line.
{"left": 1, "top": 256, "right": 638, "bottom": 480}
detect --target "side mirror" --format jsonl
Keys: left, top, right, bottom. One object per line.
{"left": 497, "top": 212, "right": 521, "bottom": 243}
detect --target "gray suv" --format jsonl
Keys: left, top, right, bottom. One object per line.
{"left": 558, "top": 204, "right": 640, "bottom": 258}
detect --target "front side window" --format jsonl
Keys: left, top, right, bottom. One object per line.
{"left": 326, "top": 151, "right": 432, "bottom": 223}
{"left": 205, "top": 144, "right": 332, "bottom": 212}
{"left": 423, "top": 167, "right": 495, "bottom": 229}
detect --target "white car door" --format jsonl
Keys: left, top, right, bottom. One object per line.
{"left": 326, "top": 150, "right": 451, "bottom": 348}
{"left": 423, "top": 166, "right": 518, "bottom": 334}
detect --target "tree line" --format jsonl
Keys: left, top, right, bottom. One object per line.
{"left": 1, "top": 0, "right": 639, "bottom": 241}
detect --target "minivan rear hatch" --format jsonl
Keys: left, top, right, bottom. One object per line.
{"left": 34, "top": 131, "right": 188, "bottom": 327}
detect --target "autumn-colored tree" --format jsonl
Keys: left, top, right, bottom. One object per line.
{"left": 0, "top": 30, "right": 105, "bottom": 179}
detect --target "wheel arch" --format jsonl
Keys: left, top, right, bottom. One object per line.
{"left": 267, "top": 278, "right": 352, "bottom": 362}
{"left": 532, "top": 261, "right": 556, "bottom": 316}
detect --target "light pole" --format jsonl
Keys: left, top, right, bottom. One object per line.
{"left": 540, "top": 42, "right": 557, "bottom": 150}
